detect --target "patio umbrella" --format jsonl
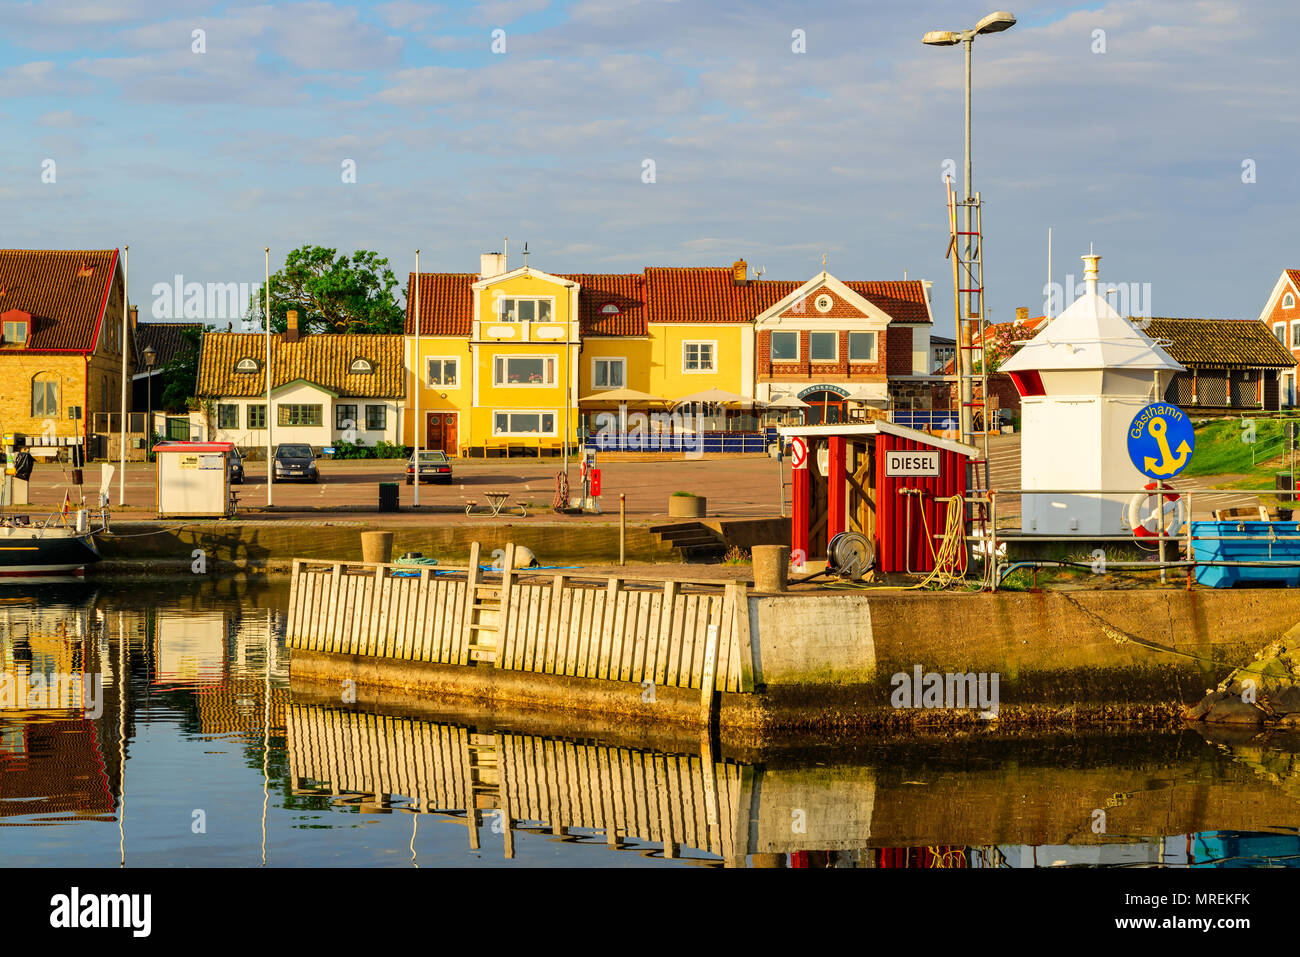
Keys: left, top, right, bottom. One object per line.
{"left": 674, "top": 387, "right": 747, "bottom": 405}
{"left": 577, "top": 387, "right": 664, "bottom": 404}
{"left": 845, "top": 384, "right": 889, "bottom": 403}
{"left": 766, "top": 394, "right": 810, "bottom": 409}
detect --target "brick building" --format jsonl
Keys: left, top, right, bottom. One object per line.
{"left": 0, "top": 249, "right": 133, "bottom": 460}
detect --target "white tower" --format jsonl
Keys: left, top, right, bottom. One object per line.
{"left": 1000, "top": 253, "right": 1184, "bottom": 535}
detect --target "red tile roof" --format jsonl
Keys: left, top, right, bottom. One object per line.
{"left": 0, "top": 249, "right": 120, "bottom": 351}
{"left": 405, "top": 272, "right": 475, "bottom": 336}
{"left": 559, "top": 273, "right": 646, "bottom": 336}
{"left": 403, "top": 267, "right": 932, "bottom": 338}
{"left": 1287, "top": 269, "right": 1300, "bottom": 292}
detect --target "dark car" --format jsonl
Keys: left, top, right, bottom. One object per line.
{"left": 405, "top": 450, "right": 453, "bottom": 485}
{"left": 228, "top": 447, "right": 244, "bottom": 485}
{"left": 272, "top": 443, "right": 319, "bottom": 483}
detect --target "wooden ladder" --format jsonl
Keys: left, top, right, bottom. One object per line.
{"left": 463, "top": 731, "right": 514, "bottom": 857}
{"left": 462, "top": 542, "right": 516, "bottom": 665}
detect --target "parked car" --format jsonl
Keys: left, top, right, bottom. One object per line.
{"left": 228, "top": 447, "right": 244, "bottom": 485}
{"left": 272, "top": 444, "right": 319, "bottom": 483}
{"left": 405, "top": 450, "right": 453, "bottom": 485}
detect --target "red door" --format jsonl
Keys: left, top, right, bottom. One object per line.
{"left": 426, "top": 413, "right": 459, "bottom": 455}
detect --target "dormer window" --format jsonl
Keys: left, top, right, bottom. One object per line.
{"left": 2, "top": 319, "right": 28, "bottom": 345}
{"left": 348, "top": 357, "right": 374, "bottom": 374}
{"left": 1286, "top": 293, "right": 1296, "bottom": 309}
{"left": 600, "top": 303, "right": 620, "bottom": 315}
{"left": 235, "top": 357, "right": 259, "bottom": 373}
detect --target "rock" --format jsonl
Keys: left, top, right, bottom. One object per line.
{"left": 1279, "top": 713, "right": 1300, "bottom": 728}
{"left": 1264, "top": 684, "right": 1300, "bottom": 716}
{"left": 1204, "top": 698, "right": 1267, "bottom": 726}
{"left": 1183, "top": 690, "right": 1228, "bottom": 721}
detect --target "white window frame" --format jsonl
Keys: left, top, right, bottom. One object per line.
{"left": 348, "top": 357, "right": 373, "bottom": 374}
{"left": 682, "top": 340, "right": 717, "bottom": 373}
{"left": 2, "top": 320, "right": 27, "bottom": 344}
{"left": 1292, "top": 322, "right": 1300, "bottom": 350}
{"left": 848, "top": 331, "right": 878, "bottom": 363}
{"left": 493, "top": 410, "right": 558, "bottom": 436}
{"left": 591, "top": 357, "right": 626, "bottom": 390}
{"left": 426, "top": 357, "right": 460, "bottom": 388}
{"left": 493, "top": 296, "right": 556, "bottom": 324}
{"left": 1286, "top": 293, "right": 1296, "bottom": 309}
{"left": 236, "top": 357, "right": 259, "bottom": 373}
{"left": 494, "top": 354, "right": 557, "bottom": 388}
{"left": 770, "top": 331, "right": 799, "bottom": 362}
{"left": 1275, "top": 323, "right": 1287, "bottom": 346}
{"left": 809, "top": 331, "right": 838, "bottom": 363}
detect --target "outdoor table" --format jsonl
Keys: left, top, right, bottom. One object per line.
{"left": 465, "top": 491, "right": 526, "bottom": 517}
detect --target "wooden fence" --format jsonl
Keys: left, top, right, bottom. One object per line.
{"left": 286, "top": 543, "right": 756, "bottom": 707}
{"left": 286, "top": 702, "right": 747, "bottom": 860}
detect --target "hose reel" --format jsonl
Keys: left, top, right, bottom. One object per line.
{"left": 827, "top": 531, "right": 875, "bottom": 581}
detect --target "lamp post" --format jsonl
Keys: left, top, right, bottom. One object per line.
{"left": 923, "top": 11, "right": 1015, "bottom": 444}
{"left": 143, "top": 345, "right": 156, "bottom": 456}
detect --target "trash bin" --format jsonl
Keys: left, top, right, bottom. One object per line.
{"left": 378, "top": 482, "right": 399, "bottom": 512}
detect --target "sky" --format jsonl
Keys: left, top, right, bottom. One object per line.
{"left": 0, "top": 0, "right": 1294, "bottom": 335}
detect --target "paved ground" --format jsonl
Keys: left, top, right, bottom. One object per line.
{"left": 14, "top": 455, "right": 791, "bottom": 524}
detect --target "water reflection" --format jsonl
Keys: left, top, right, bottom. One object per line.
{"left": 1, "top": 580, "right": 1300, "bottom": 867}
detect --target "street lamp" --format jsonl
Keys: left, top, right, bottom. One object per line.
{"left": 924, "top": 11, "right": 1016, "bottom": 445}
{"left": 143, "top": 344, "right": 156, "bottom": 455}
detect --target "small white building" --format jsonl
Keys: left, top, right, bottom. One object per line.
{"left": 1000, "top": 254, "right": 1184, "bottom": 536}
{"left": 195, "top": 317, "right": 406, "bottom": 452}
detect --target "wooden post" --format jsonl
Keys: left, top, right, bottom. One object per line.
{"left": 496, "top": 543, "right": 517, "bottom": 668}
{"left": 460, "top": 542, "right": 482, "bottom": 666}
{"left": 619, "top": 493, "right": 626, "bottom": 566}
{"left": 700, "top": 588, "right": 723, "bottom": 724}
{"left": 733, "top": 581, "right": 754, "bottom": 692}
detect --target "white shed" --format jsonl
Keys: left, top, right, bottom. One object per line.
{"left": 1000, "top": 254, "right": 1184, "bottom": 535}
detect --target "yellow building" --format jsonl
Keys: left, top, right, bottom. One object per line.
{"left": 405, "top": 255, "right": 936, "bottom": 454}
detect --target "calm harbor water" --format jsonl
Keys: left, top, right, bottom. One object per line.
{"left": 3, "top": 579, "right": 1300, "bottom": 868}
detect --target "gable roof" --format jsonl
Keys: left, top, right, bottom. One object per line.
{"left": 404, "top": 266, "right": 932, "bottom": 337}
{"left": 135, "top": 321, "right": 204, "bottom": 370}
{"left": 196, "top": 332, "right": 406, "bottom": 398}
{"left": 0, "top": 249, "right": 120, "bottom": 351}
{"left": 1002, "top": 288, "right": 1182, "bottom": 374}
{"left": 1134, "top": 317, "right": 1296, "bottom": 368}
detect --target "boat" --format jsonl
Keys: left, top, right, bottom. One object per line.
{"left": 0, "top": 511, "right": 104, "bottom": 578}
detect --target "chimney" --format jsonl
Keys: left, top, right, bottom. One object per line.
{"left": 731, "top": 258, "right": 748, "bottom": 286}
{"left": 285, "top": 309, "right": 300, "bottom": 342}
{"left": 1082, "top": 254, "right": 1101, "bottom": 297}
{"left": 1015, "top": 306, "right": 1029, "bottom": 322}
{"left": 480, "top": 252, "right": 507, "bottom": 280}
{"left": 129, "top": 304, "right": 138, "bottom": 329}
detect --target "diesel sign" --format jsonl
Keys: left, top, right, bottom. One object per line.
{"left": 884, "top": 449, "right": 940, "bottom": 477}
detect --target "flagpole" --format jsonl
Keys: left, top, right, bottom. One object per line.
{"left": 118, "top": 246, "right": 128, "bottom": 505}
{"left": 413, "top": 249, "right": 420, "bottom": 508}
{"left": 265, "top": 248, "right": 273, "bottom": 507}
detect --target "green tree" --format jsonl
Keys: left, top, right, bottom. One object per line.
{"left": 157, "top": 325, "right": 205, "bottom": 413}
{"left": 247, "top": 246, "right": 405, "bottom": 335}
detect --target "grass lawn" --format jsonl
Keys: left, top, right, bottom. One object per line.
{"left": 1182, "top": 416, "right": 1298, "bottom": 477}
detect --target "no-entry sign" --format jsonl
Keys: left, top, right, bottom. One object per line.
{"left": 790, "top": 437, "right": 808, "bottom": 470}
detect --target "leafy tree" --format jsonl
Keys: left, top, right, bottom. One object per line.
{"left": 247, "top": 246, "right": 405, "bottom": 335}
{"left": 157, "top": 325, "right": 205, "bottom": 413}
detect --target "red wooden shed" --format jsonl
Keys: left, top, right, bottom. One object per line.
{"left": 778, "top": 421, "right": 978, "bottom": 574}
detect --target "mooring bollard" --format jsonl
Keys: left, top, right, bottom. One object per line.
{"left": 751, "top": 544, "right": 790, "bottom": 593}
{"left": 361, "top": 530, "right": 394, "bottom": 564}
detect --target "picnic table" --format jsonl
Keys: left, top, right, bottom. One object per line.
{"left": 465, "top": 490, "right": 527, "bottom": 518}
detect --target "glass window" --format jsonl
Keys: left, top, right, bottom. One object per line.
{"left": 495, "top": 355, "right": 555, "bottom": 386}
{"left": 810, "top": 332, "right": 837, "bottom": 361}
{"left": 849, "top": 332, "right": 877, "bottom": 362}
{"left": 236, "top": 357, "right": 259, "bottom": 373}
{"left": 365, "top": 405, "right": 387, "bottom": 430}
{"left": 593, "top": 358, "right": 625, "bottom": 389}
{"left": 1276, "top": 324, "right": 1287, "bottom": 345}
{"left": 1286, "top": 293, "right": 1296, "bottom": 309}
{"left": 278, "top": 404, "right": 322, "bottom": 427}
{"left": 335, "top": 404, "right": 358, "bottom": 430}
{"left": 493, "top": 411, "right": 556, "bottom": 435}
{"left": 31, "top": 375, "right": 58, "bottom": 417}
{"left": 498, "top": 298, "right": 552, "bottom": 323}
{"left": 770, "top": 332, "right": 798, "bottom": 361}
{"left": 3, "top": 320, "right": 27, "bottom": 343}
{"left": 426, "top": 358, "right": 458, "bottom": 387}
{"left": 683, "top": 342, "right": 715, "bottom": 372}
{"left": 218, "top": 404, "right": 239, "bottom": 428}
{"left": 348, "top": 358, "right": 373, "bottom": 374}
{"left": 247, "top": 404, "right": 266, "bottom": 429}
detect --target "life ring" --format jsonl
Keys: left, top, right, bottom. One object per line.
{"left": 1127, "top": 482, "right": 1183, "bottom": 539}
